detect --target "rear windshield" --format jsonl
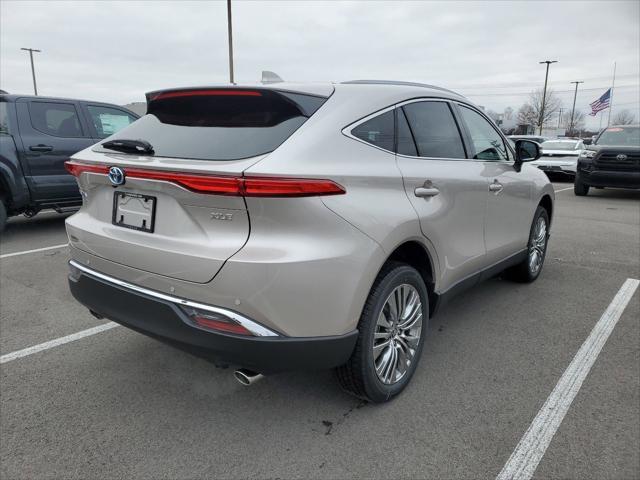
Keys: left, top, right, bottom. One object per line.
{"left": 596, "top": 126, "right": 640, "bottom": 146}
{"left": 93, "top": 89, "right": 329, "bottom": 160}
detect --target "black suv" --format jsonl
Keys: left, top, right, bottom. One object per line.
{"left": 0, "top": 94, "right": 139, "bottom": 230}
{"left": 574, "top": 124, "right": 640, "bottom": 195}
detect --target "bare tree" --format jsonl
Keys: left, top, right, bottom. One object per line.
{"left": 517, "top": 103, "right": 537, "bottom": 127}
{"left": 562, "top": 109, "right": 586, "bottom": 134}
{"left": 611, "top": 109, "right": 636, "bottom": 125}
{"left": 529, "top": 88, "right": 562, "bottom": 129}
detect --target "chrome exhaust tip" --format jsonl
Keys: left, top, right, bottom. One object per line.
{"left": 234, "top": 369, "right": 264, "bottom": 386}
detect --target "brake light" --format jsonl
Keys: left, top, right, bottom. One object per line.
{"left": 64, "top": 161, "right": 345, "bottom": 197}
{"left": 149, "top": 89, "right": 262, "bottom": 101}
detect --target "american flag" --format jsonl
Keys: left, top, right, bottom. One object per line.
{"left": 589, "top": 88, "right": 611, "bottom": 116}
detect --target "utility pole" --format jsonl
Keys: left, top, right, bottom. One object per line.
{"left": 20, "top": 47, "right": 41, "bottom": 95}
{"left": 538, "top": 60, "right": 557, "bottom": 135}
{"left": 226, "top": 0, "right": 234, "bottom": 84}
{"left": 568, "top": 81, "right": 583, "bottom": 136}
{"left": 557, "top": 108, "right": 563, "bottom": 129}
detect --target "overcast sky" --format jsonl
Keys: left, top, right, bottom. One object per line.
{"left": 1, "top": 0, "right": 638, "bottom": 129}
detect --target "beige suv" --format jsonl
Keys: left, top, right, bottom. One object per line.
{"left": 65, "top": 81, "right": 554, "bottom": 402}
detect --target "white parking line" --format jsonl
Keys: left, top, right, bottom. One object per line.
{"left": 553, "top": 186, "right": 573, "bottom": 193}
{"left": 0, "top": 243, "right": 69, "bottom": 259}
{"left": 0, "top": 322, "right": 119, "bottom": 364}
{"left": 496, "top": 278, "right": 640, "bottom": 480}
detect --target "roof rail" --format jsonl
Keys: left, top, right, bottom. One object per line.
{"left": 341, "top": 80, "right": 464, "bottom": 98}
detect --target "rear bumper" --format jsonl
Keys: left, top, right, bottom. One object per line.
{"left": 578, "top": 169, "right": 640, "bottom": 189}
{"left": 68, "top": 262, "right": 358, "bottom": 374}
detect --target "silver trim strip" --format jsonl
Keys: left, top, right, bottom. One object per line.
{"left": 69, "top": 260, "right": 280, "bottom": 337}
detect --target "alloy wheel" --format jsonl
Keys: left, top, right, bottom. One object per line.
{"left": 528, "top": 216, "right": 547, "bottom": 275}
{"left": 372, "top": 284, "right": 423, "bottom": 385}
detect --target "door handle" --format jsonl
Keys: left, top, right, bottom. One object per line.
{"left": 414, "top": 186, "right": 440, "bottom": 197}
{"left": 489, "top": 181, "right": 504, "bottom": 194}
{"left": 29, "top": 144, "right": 53, "bottom": 152}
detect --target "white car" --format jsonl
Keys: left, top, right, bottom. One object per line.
{"left": 530, "top": 139, "right": 585, "bottom": 176}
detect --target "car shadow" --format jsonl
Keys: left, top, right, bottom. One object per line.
{"left": 2, "top": 211, "right": 72, "bottom": 237}
{"left": 587, "top": 188, "right": 640, "bottom": 200}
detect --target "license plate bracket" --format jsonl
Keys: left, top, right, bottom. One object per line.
{"left": 112, "top": 191, "right": 157, "bottom": 233}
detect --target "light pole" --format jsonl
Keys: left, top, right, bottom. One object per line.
{"left": 21, "top": 47, "right": 41, "bottom": 95}
{"left": 568, "top": 81, "right": 583, "bottom": 136}
{"left": 227, "top": 0, "right": 234, "bottom": 84}
{"left": 538, "top": 60, "right": 557, "bottom": 135}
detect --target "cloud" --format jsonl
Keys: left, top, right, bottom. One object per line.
{"left": 1, "top": 0, "right": 638, "bottom": 128}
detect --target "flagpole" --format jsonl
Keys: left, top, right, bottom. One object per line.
{"left": 607, "top": 61, "right": 616, "bottom": 126}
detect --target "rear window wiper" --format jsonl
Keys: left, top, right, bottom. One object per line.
{"left": 102, "top": 139, "right": 154, "bottom": 155}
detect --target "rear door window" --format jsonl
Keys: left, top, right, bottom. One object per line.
{"left": 95, "top": 89, "right": 329, "bottom": 161}
{"left": 351, "top": 110, "right": 395, "bottom": 152}
{"left": 29, "top": 101, "right": 84, "bottom": 137}
{"left": 458, "top": 106, "right": 509, "bottom": 161}
{"left": 0, "top": 102, "right": 9, "bottom": 134}
{"left": 87, "top": 105, "right": 137, "bottom": 138}
{"left": 401, "top": 101, "right": 466, "bottom": 159}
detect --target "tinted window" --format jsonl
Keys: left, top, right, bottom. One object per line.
{"left": 396, "top": 109, "right": 417, "bottom": 156}
{"left": 459, "top": 106, "right": 508, "bottom": 161}
{"left": 0, "top": 102, "right": 9, "bottom": 134}
{"left": 87, "top": 105, "right": 137, "bottom": 138}
{"left": 402, "top": 102, "right": 465, "bottom": 158}
{"left": 29, "top": 101, "right": 83, "bottom": 137}
{"left": 352, "top": 110, "right": 394, "bottom": 152}
{"left": 96, "top": 90, "right": 326, "bottom": 161}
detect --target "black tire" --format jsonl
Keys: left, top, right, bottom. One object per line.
{"left": 574, "top": 175, "right": 590, "bottom": 196}
{"left": 0, "top": 198, "right": 7, "bottom": 233}
{"left": 335, "top": 262, "right": 429, "bottom": 403}
{"left": 506, "top": 206, "right": 550, "bottom": 283}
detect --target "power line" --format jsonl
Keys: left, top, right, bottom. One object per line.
{"left": 462, "top": 84, "right": 638, "bottom": 97}
{"left": 448, "top": 73, "right": 638, "bottom": 90}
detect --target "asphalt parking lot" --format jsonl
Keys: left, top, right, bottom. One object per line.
{"left": 1, "top": 181, "right": 639, "bottom": 480}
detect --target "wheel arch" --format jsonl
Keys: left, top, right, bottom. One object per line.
{"left": 377, "top": 239, "right": 438, "bottom": 317}
{"left": 538, "top": 194, "right": 553, "bottom": 224}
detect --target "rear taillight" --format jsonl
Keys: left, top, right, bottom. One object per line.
{"left": 64, "top": 161, "right": 345, "bottom": 197}
{"left": 65, "top": 162, "right": 108, "bottom": 176}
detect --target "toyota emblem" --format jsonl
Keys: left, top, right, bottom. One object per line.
{"left": 108, "top": 166, "right": 125, "bottom": 186}
{"left": 616, "top": 154, "right": 628, "bottom": 161}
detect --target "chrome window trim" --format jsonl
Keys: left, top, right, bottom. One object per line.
{"left": 454, "top": 102, "right": 516, "bottom": 164}
{"left": 342, "top": 97, "right": 471, "bottom": 162}
{"left": 69, "top": 260, "right": 280, "bottom": 337}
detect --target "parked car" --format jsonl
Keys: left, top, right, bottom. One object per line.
{"left": 529, "top": 139, "right": 585, "bottom": 177}
{"left": 574, "top": 124, "right": 640, "bottom": 195}
{"left": 64, "top": 81, "right": 554, "bottom": 402}
{"left": 508, "top": 135, "right": 549, "bottom": 144}
{"left": 0, "top": 94, "right": 139, "bottom": 230}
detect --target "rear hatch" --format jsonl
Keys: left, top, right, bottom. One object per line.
{"left": 65, "top": 86, "right": 331, "bottom": 283}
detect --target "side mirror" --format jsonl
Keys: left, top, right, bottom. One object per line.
{"left": 515, "top": 139, "right": 541, "bottom": 163}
